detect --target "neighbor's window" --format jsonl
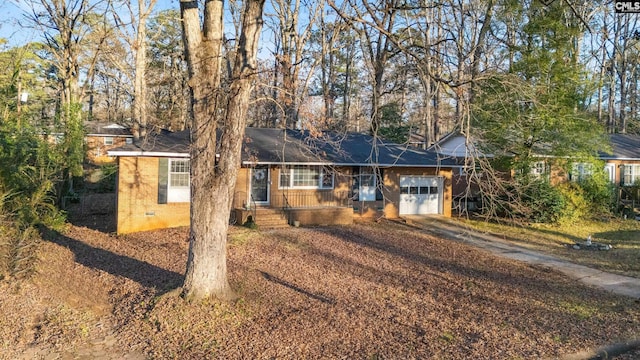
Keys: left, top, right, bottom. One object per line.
{"left": 604, "top": 164, "right": 615, "bottom": 183}
{"left": 571, "top": 163, "right": 593, "bottom": 182}
{"left": 279, "top": 165, "right": 333, "bottom": 189}
{"left": 104, "top": 136, "right": 114, "bottom": 145}
{"left": 531, "top": 161, "right": 547, "bottom": 177}
{"left": 622, "top": 164, "right": 640, "bottom": 186}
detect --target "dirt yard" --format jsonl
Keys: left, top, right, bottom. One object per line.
{"left": 1, "top": 214, "right": 639, "bottom": 359}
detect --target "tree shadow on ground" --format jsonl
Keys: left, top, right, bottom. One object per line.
{"left": 593, "top": 230, "right": 640, "bottom": 245}
{"left": 316, "top": 225, "right": 607, "bottom": 301}
{"left": 407, "top": 216, "right": 598, "bottom": 249}
{"left": 65, "top": 205, "right": 117, "bottom": 233}
{"left": 40, "top": 227, "right": 183, "bottom": 295}
{"left": 517, "top": 226, "right": 584, "bottom": 244}
{"left": 260, "top": 271, "right": 336, "bottom": 304}
{"left": 454, "top": 216, "right": 585, "bottom": 245}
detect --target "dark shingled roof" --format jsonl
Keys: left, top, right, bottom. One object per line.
{"left": 600, "top": 134, "right": 640, "bottom": 160}
{"left": 109, "top": 127, "right": 455, "bottom": 167}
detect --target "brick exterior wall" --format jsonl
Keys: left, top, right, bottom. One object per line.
{"left": 234, "top": 166, "right": 453, "bottom": 220}
{"left": 86, "top": 135, "right": 131, "bottom": 164}
{"left": 116, "top": 159, "right": 453, "bottom": 234}
{"left": 116, "top": 156, "right": 190, "bottom": 234}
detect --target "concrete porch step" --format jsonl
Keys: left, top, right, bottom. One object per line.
{"left": 253, "top": 208, "right": 289, "bottom": 229}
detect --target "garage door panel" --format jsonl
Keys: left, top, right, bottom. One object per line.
{"left": 399, "top": 176, "right": 442, "bottom": 215}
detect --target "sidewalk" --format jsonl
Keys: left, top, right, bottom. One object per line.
{"left": 403, "top": 215, "right": 640, "bottom": 299}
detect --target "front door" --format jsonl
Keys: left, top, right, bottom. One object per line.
{"left": 251, "top": 165, "right": 270, "bottom": 205}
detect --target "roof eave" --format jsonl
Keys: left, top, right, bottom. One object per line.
{"left": 600, "top": 157, "right": 640, "bottom": 161}
{"left": 242, "top": 160, "right": 452, "bottom": 167}
{"left": 86, "top": 133, "right": 133, "bottom": 137}
{"left": 107, "top": 151, "right": 190, "bottom": 158}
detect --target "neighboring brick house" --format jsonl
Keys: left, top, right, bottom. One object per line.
{"left": 108, "top": 128, "right": 456, "bottom": 234}
{"left": 84, "top": 122, "right": 133, "bottom": 164}
{"left": 530, "top": 134, "right": 640, "bottom": 186}
{"left": 596, "top": 134, "right": 640, "bottom": 185}
{"left": 432, "top": 132, "right": 640, "bottom": 210}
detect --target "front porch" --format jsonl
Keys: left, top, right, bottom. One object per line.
{"left": 233, "top": 206, "right": 354, "bottom": 229}
{"left": 233, "top": 190, "right": 354, "bottom": 228}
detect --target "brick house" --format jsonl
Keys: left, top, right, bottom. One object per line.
{"left": 433, "top": 132, "right": 640, "bottom": 212}
{"left": 84, "top": 122, "right": 133, "bottom": 164}
{"left": 108, "top": 128, "right": 456, "bottom": 234}
{"left": 596, "top": 134, "right": 640, "bottom": 185}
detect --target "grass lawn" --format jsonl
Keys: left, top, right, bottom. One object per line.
{"left": 456, "top": 216, "right": 640, "bottom": 278}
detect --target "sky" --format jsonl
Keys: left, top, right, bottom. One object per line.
{"left": 0, "top": 0, "right": 178, "bottom": 48}
{"left": 0, "top": 0, "right": 279, "bottom": 61}
{"left": 0, "top": 0, "right": 36, "bottom": 46}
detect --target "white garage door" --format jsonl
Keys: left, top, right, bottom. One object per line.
{"left": 399, "top": 176, "right": 442, "bottom": 215}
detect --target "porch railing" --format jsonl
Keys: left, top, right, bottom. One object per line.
{"left": 248, "top": 194, "right": 257, "bottom": 222}
{"left": 271, "top": 190, "right": 351, "bottom": 209}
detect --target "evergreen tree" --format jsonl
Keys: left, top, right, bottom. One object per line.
{"left": 471, "top": 1, "right": 608, "bottom": 221}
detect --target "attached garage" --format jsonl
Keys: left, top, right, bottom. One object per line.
{"left": 399, "top": 176, "right": 443, "bottom": 215}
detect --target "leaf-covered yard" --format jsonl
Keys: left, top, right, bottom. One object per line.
{"left": 1, "top": 218, "right": 639, "bottom": 359}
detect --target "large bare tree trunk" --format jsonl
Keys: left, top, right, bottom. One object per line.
{"left": 181, "top": 0, "right": 265, "bottom": 301}
{"left": 132, "top": 0, "right": 157, "bottom": 139}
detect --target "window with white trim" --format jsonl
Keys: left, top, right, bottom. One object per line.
{"left": 167, "top": 159, "right": 190, "bottom": 202}
{"left": 352, "top": 167, "right": 383, "bottom": 202}
{"left": 604, "top": 164, "right": 615, "bottom": 183}
{"left": 104, "top": 136, "right": 114, "bottom": 145}
{"left": 571, "top": 163, "right": 593, "bottom": 182}
{"left": 531, "top": 161, "right": 548, "bottom": 177}
{"left": 622, "top": 164, "right": 640, "bottom": 186}
{"left": 279, "top": 165, "right": 333, "bottom": 189}
{"left": 170, "top": 159, "right": 190, "bottom": 187}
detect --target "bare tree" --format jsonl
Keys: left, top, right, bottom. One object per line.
{"left": 131, "top": 0, "right": 157, "bottom": 138}
{"left": 25, "top": 0, "right": 111, "bottom": 188}
{"left": 266, "top": 0, "right": 323, "bottom": 128}
{"left": 307, "top": 17, "right": 361, "bottom": 131}
{"left": 110, "top": 0, "right": 158, "bottom": 139}
{"left": 147, "top": 10, "right": 190, "bottom": 131}
{"left": 181, "top": 0, "right": 266, "bottom": 301}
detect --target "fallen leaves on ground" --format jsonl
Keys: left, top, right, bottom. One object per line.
{"left": 1, "top": 218, "right": 639, "bottom": 359}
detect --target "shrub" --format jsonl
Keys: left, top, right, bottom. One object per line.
{"left": 578, "top": 174, "right": 616, "bottom": 216}
{"left": 520, "top": 178, "right": 565, "bottom": 223}
{"left": 0, "top": 122, "right": 66, "bottom": 280}
{"left": 496, "top": 177, "right": 565, "bottom": 223}
{"left": 96, "top": 163, "right": 118, "bottom": 193}
{"left": 556, "top": 182, "right": 589, "bottom": 224}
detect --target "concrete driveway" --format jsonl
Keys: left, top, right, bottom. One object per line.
{"left": 403, "top": 215, "right": 640, "bottom": 299}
